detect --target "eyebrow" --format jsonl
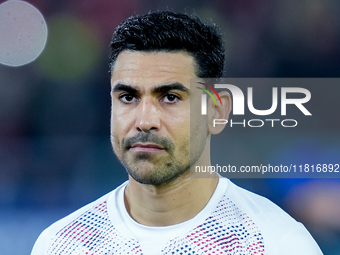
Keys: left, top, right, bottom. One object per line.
{"left": 112, "top": 82, "right": 189, "bottom": 95}
{"left": 112, "top": 83, "right": 139, "bottom": 94}
{"left": 152, "top": 83, "right": 189, "bottom": 94}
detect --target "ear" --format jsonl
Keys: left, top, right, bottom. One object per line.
{"left": 207, "top": 91, "right": 231, "bottom": 135}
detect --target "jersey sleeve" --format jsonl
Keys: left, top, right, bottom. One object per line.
{"left": 30, "top": 191, "right": 113, "bottom": 255}
{"left": 31, "top": 227, "right": 52, "bottom": 255}
{"left": 225, "top": 179, "right": 324, "bottom": 255}
{"left": 277, "top": 223, "right": 324, "bottom": 255}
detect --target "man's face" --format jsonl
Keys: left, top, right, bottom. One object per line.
{"left": 110, "top": 50, "right": 207, "bottom": 185}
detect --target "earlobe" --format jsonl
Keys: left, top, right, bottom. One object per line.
{"left": 207, "top": 91, "right": 231, "bottom": 135}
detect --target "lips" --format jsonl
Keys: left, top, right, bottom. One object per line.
{"left": 129, "top": 143, "right": 165, "bottom": 153}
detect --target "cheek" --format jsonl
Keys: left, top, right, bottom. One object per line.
{"left": 110, "top": 111, "right": 127, "bottom": 151}
{"left": 168, "top": 112, "right": 190, "bottom": 152}
{"left": 164, "top": 112, "right": 190, "bottom": 140}
{"left": 178, "top": 134, "right": 190, "bottom": 157}
{"left": 110, "top": 110, "right": 127, "bottom": 158}
{"left": 111, "top": 104, "right": 132, "bottom": 133}
{"left": 111, "top": 132, "right": 124, "bottom": 160}
{"left": 165, "top": 106, "right": 190, "bottom": 130}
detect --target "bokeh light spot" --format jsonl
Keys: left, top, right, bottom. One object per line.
{"left": 0, "top": 0, "right": 48, "bottom": 67}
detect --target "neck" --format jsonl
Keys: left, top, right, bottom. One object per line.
{"left": 124, "top": 170, "right": 219, "bottom": 226}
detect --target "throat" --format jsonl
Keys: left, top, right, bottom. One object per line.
{"left": 124, "top": 175, "right": 219, "bottom": 226}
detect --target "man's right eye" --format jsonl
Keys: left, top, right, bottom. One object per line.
{"left": 119, "top": 94, "right": 139, "bottom": 103}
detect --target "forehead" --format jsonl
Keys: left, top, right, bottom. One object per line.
{"left": 110, "top": 51, "right": 197, "bottom": 89}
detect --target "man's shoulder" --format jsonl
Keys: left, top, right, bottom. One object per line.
{"left": 43, "top": 191, "right": 111, "bottom": 233}
{"left": 225, "top": 179, "right": 298, "bottom": 225}
{"left": 31, "top": 181, "right": 127, "bottom": 255}
{"left": 222, "top": 178, "right": 323, "bottom": 254}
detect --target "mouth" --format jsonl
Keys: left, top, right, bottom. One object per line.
{"left": 129, "top": 143, "right": 166, "bottom": 153}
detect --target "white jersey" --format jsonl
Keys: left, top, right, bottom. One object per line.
{"left": 31, "top": 178, "right": 323, "bottom": 255}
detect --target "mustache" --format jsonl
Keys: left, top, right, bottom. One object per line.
{"left": 122, "top": 132, "right": 174, "bottom": 151}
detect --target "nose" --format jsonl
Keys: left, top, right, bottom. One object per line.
{"left": 135, "top": 98, "right": 161, "bottom": 132}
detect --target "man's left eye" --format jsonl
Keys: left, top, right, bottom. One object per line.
{"left": 162, "top": 94, "right": 180, "bottom": 103}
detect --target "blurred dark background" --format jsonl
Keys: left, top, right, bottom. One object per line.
{"left": 0, "top": 0, "right": 340, "bottom": 254}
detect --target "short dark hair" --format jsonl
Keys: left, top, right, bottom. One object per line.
{"left": 109, "top": 11, "right": 225, "bottom": 78}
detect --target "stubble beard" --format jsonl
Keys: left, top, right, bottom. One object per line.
{"left": 123, "top": 154, "right": 191, "bottom": 186}
{"left": 112, "top": 130, "right": 207, "bottom": 186}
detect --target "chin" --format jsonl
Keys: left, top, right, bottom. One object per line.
{"left": 128, "top": 165, "right": 189, "bottom": 186}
